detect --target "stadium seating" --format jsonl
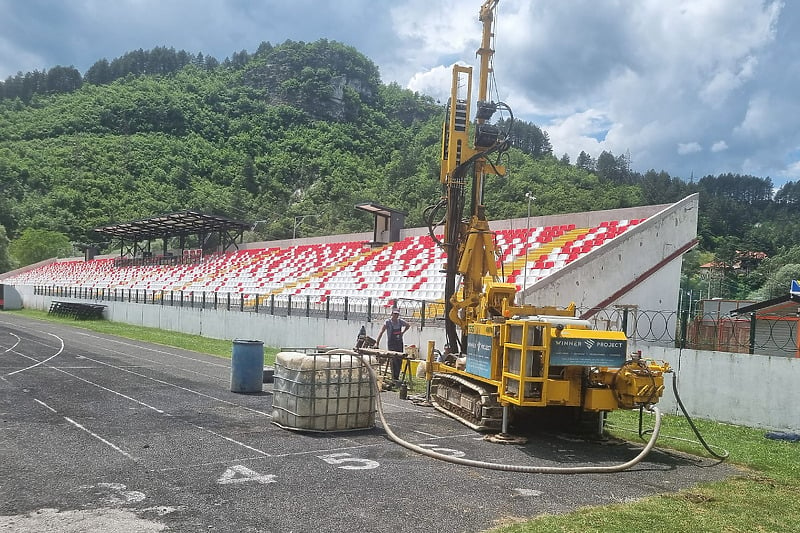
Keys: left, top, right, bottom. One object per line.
{"left": 4, "top": 218, "right": 645, "bottom": 306}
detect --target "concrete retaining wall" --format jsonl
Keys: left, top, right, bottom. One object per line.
{"left": 650, "top": 346, "right": 799, "bottom": 432}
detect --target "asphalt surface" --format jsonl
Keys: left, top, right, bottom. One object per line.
{"left": 0, "top": 313, "right": 736, "bottom": 533}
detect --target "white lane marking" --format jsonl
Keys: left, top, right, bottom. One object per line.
{"left": 34, "top": 398, "right": 137, "bottom": 461}
{"left": 10, "top": 323, "right": 270, "bottom": 418}
{"left": 47, "top": 365, "right": 166, "bottom": 414}
{"left": 513, "top": 488, "right": 543, "bottom": 497}
{"left": 64, "top": 416, "right": 135, "bottom": 460}
{"left": 5, "top": 333, "right": 64, "bottom": 376}
{"left": 158, "top": 455, "right": 278, "bottom": 472}
{"left": 3, "top": 320, "right": 272, "bottom": 455}
{"left": 2, "top": 332, "right": 21, "bottom": 353}
{"left": 193, "top": 424, "right": 271, "bottom": 457}
{"left": 72, "top": 352, "right": 272, "bottom": 417}
{"left": 33, "top": 398, "right": 57, "bottom": 413}
{"left": 71, "top": 330, "right": 229, "bottom": 369}
{"left": 34, "top": 387, "right": 270, "bottom": 460}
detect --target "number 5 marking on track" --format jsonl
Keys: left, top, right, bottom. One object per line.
{"left": 318, "top": 452, "right": 380, "bottom": 470}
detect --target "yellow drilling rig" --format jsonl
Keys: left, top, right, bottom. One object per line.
{"left": 422, "top": 0, "right": 670, "bottom": 434}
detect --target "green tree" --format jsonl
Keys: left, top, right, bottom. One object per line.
{"left": 576, "top": 151, "right": 594, "bottom": 172}
{"left": 748, "top": 263, "right": 800, "bottom": 300}
{"left": 9, "top": 228, "right": 73, "bottom": 266}
{"left": 0, "top": 225, "right": 15, "bottom": 273}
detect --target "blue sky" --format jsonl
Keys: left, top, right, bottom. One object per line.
{"left": 1, "top": 0, "right": 798, "bottom": 188}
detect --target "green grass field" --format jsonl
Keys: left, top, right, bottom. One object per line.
{"left": 497, "top": 409, "right": 799, "bottom": 533}
{"left": 8, "top": 309, "right": 799, "bottom": 532}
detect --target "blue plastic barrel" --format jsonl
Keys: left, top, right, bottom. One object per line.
{"left": 231, "top": 339, "right": 264, "bottom": 393}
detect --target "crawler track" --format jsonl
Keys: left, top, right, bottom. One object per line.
{"left": 430, "top": 373, "right": 504, "bottom": 431}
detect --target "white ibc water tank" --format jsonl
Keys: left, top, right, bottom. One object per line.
{"left": 272, "top": 351, "right": 376, "bottom": 431}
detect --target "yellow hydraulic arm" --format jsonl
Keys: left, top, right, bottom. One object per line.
{"left": 436, "top": 0, "right": 511, "bottom": 351}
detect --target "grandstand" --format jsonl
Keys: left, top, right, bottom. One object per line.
{"left": 1, "top": 195, "right": 699, "bottom": 347}
{"left": 5, "top": 219, "right": 645, "bottom": 307}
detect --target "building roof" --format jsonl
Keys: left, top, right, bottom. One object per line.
{"left": 730, "top": 293, "right": 800, "bottom": 317}
{"left": 94, "top": 211, "right": 251, "bottom": 241}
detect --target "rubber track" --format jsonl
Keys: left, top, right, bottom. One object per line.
{"left": 430, "top": 373, "right": 503, "bottom": 432}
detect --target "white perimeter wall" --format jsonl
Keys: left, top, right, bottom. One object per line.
{"left": 14, "top": 287, "right": 799, "bottom": 433}
{"left": 649, "top": 346, "right": 799, "bottom": 433}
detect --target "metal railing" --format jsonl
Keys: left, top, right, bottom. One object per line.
{"left": 33, "top": 285, "right": 799, "bottom": 358}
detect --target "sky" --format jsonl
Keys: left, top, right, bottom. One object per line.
{"left": 1, "top": 0, "right": 798, "bottom": 188}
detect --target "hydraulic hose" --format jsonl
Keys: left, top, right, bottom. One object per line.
{"left": 333, "top": 349, "right": 664, "bottom": 474}
{"left": 670, "top": 372, "right": 729, "bottom": 461}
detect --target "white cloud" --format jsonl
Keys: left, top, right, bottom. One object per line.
{"left": 1, "top": 0, "right": 798, "bottom": 187}
{"left": 677, "top": 142, "right": 703, "bottom": 155}
{"left": 735, "top": 92, "right": 775, "bottom": 139}
{"left": 786, "top": 160, "right": 800, "bottom": 176}
{"left": 546, "top": 109, "right": 611, "bottom": 159}
{"left": 407, "top": 63, "right": 462, "bottom": 104}
{"left": 711, "top": 141, "right": 729, "bottom": 153}
{"left": 0, "top": 35, "right": 45, "bottom": 77}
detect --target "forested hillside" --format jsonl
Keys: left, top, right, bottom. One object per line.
{"left": 1, "top": 40, "right": 799, "bottom": 301}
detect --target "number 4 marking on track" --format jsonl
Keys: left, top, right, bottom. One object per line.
{"left": 217, "top": 465, "right": 277, "bottom": 485}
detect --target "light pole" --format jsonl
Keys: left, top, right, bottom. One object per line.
{"left": 293, "top": 214, "right": 318, "bottom": 240}
{"left": 522, "top": 192, "right": 535, "bottom": 302}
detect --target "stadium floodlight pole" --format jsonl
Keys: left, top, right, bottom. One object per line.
{"left": 523, "top": 192, "right": 535, "bottom": 303}
{"left": 293, "top": 214, "right": 318, "bottom": 240}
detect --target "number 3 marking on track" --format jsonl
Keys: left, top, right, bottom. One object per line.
{"left": 317, "top": 452, "right": 380, "bottom": 470}
{"left": 416, "top": 443, "right": 466, "bottom": 457}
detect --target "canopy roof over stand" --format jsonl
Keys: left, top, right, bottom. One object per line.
{"left": 94, "top": 211, "right": 251, "bottom": 264}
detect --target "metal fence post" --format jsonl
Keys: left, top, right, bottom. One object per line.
{"left": 270, "top": 294, "right": 275, "bottom": 315}
{"left": 621, "top": 307, "right": 629, "bottom": 337}
{"left": 288, "top": 295, "right": 292, "bottom": 316}
{"left": 420, "top": 301, "right": 426, "bottom": 328}
{"left": 325, "top": 297, "right": 330, "bottom": 319}
{"left": 306, "top": 295, "right": 310, "bottom": 317}
{"left": 344, "top": 296, "right": 349, "bottom": 321}
{"left": 367, "top": 297, "right": 372, "bottom": 323}
{"left": 679, "top": 310, "right": 689, "bottom": 349}
{"left": 749, "top": 312, "right": 757, "bottom": 355}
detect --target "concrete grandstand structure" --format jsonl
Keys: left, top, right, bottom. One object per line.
{"left": 3, "top": 194, "right": 699, "bottom": 349}
{"left": 4, "top": 195, "right": 698, "bottom": 320}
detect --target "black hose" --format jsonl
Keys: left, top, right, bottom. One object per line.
{"left": 342, "top": 349, "right": 664, "bottom": 474}
{"left": 671, "top": 372, "right": 729, "bottom": 461}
